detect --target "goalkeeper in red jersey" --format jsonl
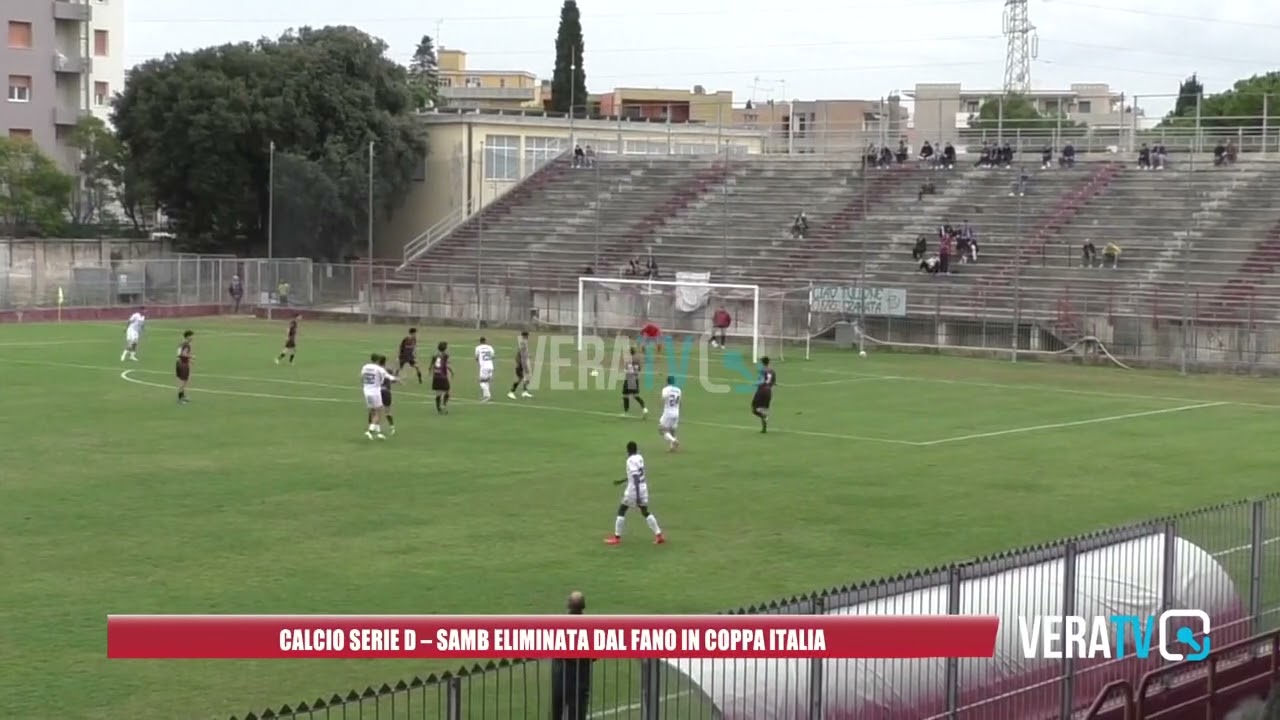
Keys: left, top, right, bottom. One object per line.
{"left": 639, "top": 322, "right": 662, "bottom": 353}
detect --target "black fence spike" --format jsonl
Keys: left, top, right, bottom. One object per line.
{"left": 345, "top": 690, "right": 360, "bottom": 702}
{"left": 394, "top": 680, "right": 408, "bottom": 691}
{"left": 378, "top": 683, "right": 393, "bottom": 694}
{"left": 361, "top": 686, "right": 377, "bottom": 699}
{"left": 313, "top": 697, "right": 328, "bottom": 710}
{"left": 278, "top": 705, "right": 292, "bottom": 715}
{"left": 422, "top": 673, "right": 437, "bottom": 684}
{"left": 470, "top": 663, "right": 485, "bottom": 673}
{"left": 329, "top": 693, "right": 343, "bottom": 705}
{"left": 295, "top": 701, "right": 310, "bottom": 712}
{"left": 438, "top": 671, "right": 452, "bottom": 681}
{"left": 483, "top": 660, "right": 498, "bottom": 670}
{"left": 260, "top": 711, "right": 276, "bottom": 720}
{"left": 244, "top": 714, "right": 258, "bottom": 720}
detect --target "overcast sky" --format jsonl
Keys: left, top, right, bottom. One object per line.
{"left": 124, "top": 0, "right": 1280, "bottom": 117}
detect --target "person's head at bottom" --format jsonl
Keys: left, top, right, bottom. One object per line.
{"left": 566, "top": 591, "right": 586, "bottom": 615}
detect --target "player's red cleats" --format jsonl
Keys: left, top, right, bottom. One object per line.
{"left": 604, "top": 536, "right": 621, "bottom": 545}
{"left": 654, "top": 534, "right": 665, "bottom": 544}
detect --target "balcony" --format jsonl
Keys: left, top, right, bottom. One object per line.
{"left": 52, "top": 0, "right": 92, "bottom": 22}
{"left": 52, "top": 105, "right": 88, "bottom": 127}
{"left": 53, "top": 51, "right": 91, "bottom": 75}
{"left": 440, "top": 86, "right": 536, "bottom": 102}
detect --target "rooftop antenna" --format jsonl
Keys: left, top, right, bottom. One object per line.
{"left": 435, "top": 19, "right": 443, "bottom": 49}
{"left": 1002, "top": 0, "right": 1038, "bottom": 93}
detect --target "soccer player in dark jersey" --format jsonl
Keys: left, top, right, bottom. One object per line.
{"left": 621, "top": 347, "right": 647, "bottom": 417}
{"left": 377, "top": 354, "right": 397, "bottom": 435}
{"left": 430, "top": 341, "right": 453, "bottom": 414}
{"left": 397, "top": 328, "right": 422, "bottom": 383}
{"left": 508, "top": 330, "right": 534, "bottom": 399}
{"left": 175, "top": 330, "right": 194, "bottom": 404}
{"left": 751, "top": 356, "right": 776, "bottom": 433}
{"left": 276, "top": 315, "right": 300, "bottom": 365}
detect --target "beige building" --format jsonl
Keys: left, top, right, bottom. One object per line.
{"left": 732, "top": 98, "right": 908, "bottom": 153}
{"left": 590, "top": 86, "right": 733, "bottom": 124}
{"left": 437, "top": 48, "right": 543, "bottom": 110}
{"left": 378, "top": 112, "right": 763, "bottom": 258}
{"left": 909, "top": 82, "right": 1131, "bottom": 141}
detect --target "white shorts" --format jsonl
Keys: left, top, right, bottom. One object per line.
{"left": 125, "top": 330, "right": 139, "bottom": 345}
{"left": 659, "top": 413, "right": 679, "bottom": 432}
{"left": 478, "top": 365, "right": 494, "bottom": 382}
{"left": 363, "top": 390, "right": 383, "bottom": 409}
{"left": 622, "top": 480, "right": 650, "bottom": 508}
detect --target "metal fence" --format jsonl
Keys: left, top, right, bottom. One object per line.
{"left": 222, "top": 494, "right": 1280, "bottom": 720}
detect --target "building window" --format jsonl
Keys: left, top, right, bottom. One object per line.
{"left": 498, "top": 78, "right": 506, "bottom": 88}
{"left": 965, "top": 100, "right": 980, "bottom": 113}
{"left": 440, "top": 77, "right": 452, "bottom": 87}
{"left": 523, "top": 136, "right": 565, "bottom": 170}
{"left": 465, "top": 77, "right": 481, "bottom": 88}
{"left": 483, "top": 135, "right": 519, "bottom": 180}
{"left": 1043, "top": 99, "right": 1060, "bottom": 113}
{"left": 95, "top": 81, "right": 108, "bottom": 106}
{"left": 9, "top": 128, "right": 32, "bottom": 140}
{"left": 8, "top": 75, "right": 31, "bottom": 103}
{"left": 94, "top": 30, "right": 109, "bottom": 57}
{"left": 1076, "top": 100, "right": 1092, "bottom": 114}
{"left": 8, "top": 21, "right": 33, "bottom": 49}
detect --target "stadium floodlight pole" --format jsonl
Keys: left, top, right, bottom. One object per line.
{"left": 366, "top": 139, "right": 374, "bottom": 325}
{"left": 267, "top": 140, "right": 275, "bottom": 321}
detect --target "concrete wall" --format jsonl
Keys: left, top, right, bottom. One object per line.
{"left": 0, "top": 237, "right": 173, "bottom": 306}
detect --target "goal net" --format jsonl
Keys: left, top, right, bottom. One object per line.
{"left": 575, "top": 275, "right": 824, "bottom": 365}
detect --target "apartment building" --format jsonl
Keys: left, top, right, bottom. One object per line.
{"left": 438, "top": 48, "right": 543, "bottom": 110}
{"left": 909, "top": 82, "right": 1131, "bottom": 140}
{"left": 733, "top": 97, "right": 908, "bottom": 153}
{"left": 3, "top": 0, "right": 124, "bottom": 166}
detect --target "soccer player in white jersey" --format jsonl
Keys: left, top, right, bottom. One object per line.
{"left": 121, "top": 307, "right": 145, "bottom": 361}
{"left": 658, "top": 375, "right": 681, "bottom": 452}
{"left": 360, "top": 353, "right": 398, "bottom": 440}
{"left": 474, "top": 336, "right": 496, "bottom": 402}
{"left": 605, "top": 440, "right": 664, "bottom": 545}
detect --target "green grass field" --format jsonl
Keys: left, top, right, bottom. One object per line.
{"left": 4, "top": 316, "right": 1280, "bottom": 720}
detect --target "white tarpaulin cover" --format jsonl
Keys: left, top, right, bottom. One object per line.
{"left": 674, "top": 271, "right": 712, "bottom": 312}
{"left": 662, "top": 534, "right": 1246, "bottom": 720}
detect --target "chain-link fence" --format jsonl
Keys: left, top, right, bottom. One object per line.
{"left": 221, "top": 495, "right": 1280, "bottom": 720}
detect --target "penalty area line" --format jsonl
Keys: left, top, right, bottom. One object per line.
{"left": 915, "top": 402, "right": 1228, "bottom": 446}
{"left": 119, "top": 370, "right": 346, "bottom": 403}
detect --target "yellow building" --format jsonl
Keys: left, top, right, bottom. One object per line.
{"left": 437, "top": 49, "right": 542, "bottom": 110}
{"left": 378, "top": 112, "right": 764, "bottom": 258}
{"left": 593, "top": 86, "right": 733, "bottom": 125}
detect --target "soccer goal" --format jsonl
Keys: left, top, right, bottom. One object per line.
{"left": 576, "top": 276, "right": 819, "bottom": 363}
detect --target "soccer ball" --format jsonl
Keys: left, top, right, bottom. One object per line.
{"left": 859, "top": 350, "right": 868, "bottom": 358}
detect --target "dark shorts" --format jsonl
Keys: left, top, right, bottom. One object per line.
{"left": 622, "top": 384, "right": 639, "bottom": 396}
{"left": 381, "top": 389, "right": 392, "bottom": 407}
{"left": 399, "top": 354, "right": 415, "bottom": 367}
{"left": 752, "top": 389, "right": 771, "bottom": 410}
{"left": 432, "top": 376, "right": 451, "bottom": 392}
{"left": 176, "top": 362, "right": 190, "bottom": 382}
{"left": 515, "top": 365, "right": 526, "bottom": 380}
{"left": 285, "top": 340, "right": 296, "bottom": 349}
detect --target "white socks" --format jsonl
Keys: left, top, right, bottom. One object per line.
{"left": 368, "top": 423, "right": 380, "bottom": 433}
{"left": 480, "top": 382, "right": 491, "bottom": 400}
{"left": 614, "top": 516, "right": 625, "bottom": 537}
{"left": 646, "top": 514, "right": 662, "bottom": 535}
{"left": 663, "top": 432, "right": 676, "bottom": 444}
{"left": 615, "top": 514, "right": 662, "bottom": 537}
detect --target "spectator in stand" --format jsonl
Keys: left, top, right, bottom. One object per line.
{"left": 878, "top": 145, "right": 894, "bottom": 169}
{"left": 711, "top": 306, "right": 731, "bottom": 347}
{"left": 1082, "top": 240, "right": 1097, "bottom": 267}
{"left": 999, "top": 142, "right": 1014, "bottom": 168}
{"left": 277, "top": 280, "right": 290, "bottom": 307}
{"left": 1041, "top": 144, "right": 1054, "bottom": 169}
{"left": 644, "top": 256, "right": 659, "bottom": 280}
{"left": 1214, "top": 142, "right": 1228, "bottom": 167}
{"left": 573, "top": 144, "right": 585, "bottom": 168}
{"left": 896, "top": 140, "right": 910, "bottom": 164}
{"left": 977, "top": 142, "right": 994, "bottom": 168}
{"left": 1103, "top": 242, "right": 1121, "bottom": 268}
{"left": 961, "top": 222, "right": 978, "bottom": 263}
{"left": 941, "top": 142, "right": 957, "bottom": 169}
{"left": 919, "top": 254, "right": 941, "bottom": 274}
{"left": 1059, "top": 142, "right": 1076, "bottom": 168}
{"left": 1138, "top": 143, "right": 1152, "bottom": 170}
{"left": 1009, "top": 167, "right": 1030, "bottom": 197}
{"left": 938, "top": 231, "right": 953, "bottom": 274}
{"left": 863, "top": 144, "right": 879, "bottom": 169}
{"left": 228, "top": 275, "right": 243, "bottom": 313}
{"left": 791, "top": 211, "right": 809, "bottom": 239}
{"left": 1153, "top": 143, "right": 1169, "bottom": 170}
{"left": 919, "top": 141, "right": 935, "bottom": 165}
{"left": 626, "top": 257, "right": 643, "bottom": 277}
{"left": 917, "top": 180, "right": 936, "bottom": 201}
{"left": 912, "top": 235, "right": 929, "bottom": 261}
{"left": 1227, "top": 141, "right": 1238, "bottom": 164}
{"left": 582, "top": 265, "right": 594, "bottom": 276}
{"left": 584, "top": 145, "right": 596, "bottom": 167}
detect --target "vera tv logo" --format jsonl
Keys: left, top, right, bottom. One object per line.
{"left": 1018, "top": 611, "right": 1211, "bottom": 661}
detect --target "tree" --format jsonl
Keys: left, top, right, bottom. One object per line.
{"left": 968, "top": 93, "right": 1084, "bottom": 130}
{"left": 1162, "top": 71, "right": 1280, "bottom": 128}
{"left": 111, "top": 25, "right": 427, "bottom": 256}
{"left": 408, "top": 35, "right": 441, "bottom": 110}
{"left": 0, "top": 136, "right": 74, "bottom": 237}
{"left": 66, "top": 115, "right": 122, "bottom": 224}
{"left": 550, "top": 0, "right": 586, "bottom": 115}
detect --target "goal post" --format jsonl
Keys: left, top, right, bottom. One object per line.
{"left": 576, "top": 276, "right": 761, "bottom": 363}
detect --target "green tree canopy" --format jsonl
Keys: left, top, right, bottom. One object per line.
{"left": 1162, "top": 71, "right": 1280, "bottom": 128}
{"left": 111, "top": 25, "right": 427, "bottom": 257}
{"left": 0, "top": 136, "right": 74, "bottom": 237}
{"left": 551, "top": 0, "right": 586, "bottom": 115}
{"left": 408, "top": 35, "right": 441, "bottom": 110}
{"left": 66, "top": 115, "right": 122, "bottom": 225}
{"left": 968, "top": 93, "right": 1084, "bottom": 130}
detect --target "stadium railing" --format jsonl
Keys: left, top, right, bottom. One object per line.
{"left": 220, "top": 494, "right": 1280, "bottom": 720}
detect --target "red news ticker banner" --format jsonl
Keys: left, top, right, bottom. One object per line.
{"left": 107, "top": 614, "right": 999, "bottom": 660}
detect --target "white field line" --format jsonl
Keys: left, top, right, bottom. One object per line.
{"left": 915, "top": 402, "right": 1228, "bottom": 446}
{"left": 589, "top": 690, "right": 693, "bottom": 719}
{"left": 111, "top": 368, "right": 917, "bottom": 446}
{"left": 1212, "top": 535, "right": 1280, "bottom": 559}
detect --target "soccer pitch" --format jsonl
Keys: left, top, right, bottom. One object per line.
{"left": 3, "top": 316, "right": 1279, "bottom": 720}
